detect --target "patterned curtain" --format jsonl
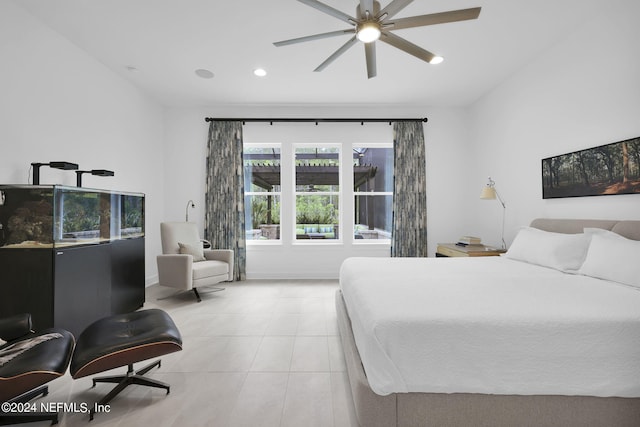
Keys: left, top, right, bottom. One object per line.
{"left": 391, "top": 121, "right": 428, "bottom": 257}
{"left": 205, "top": 121, "right": 246, "bottom": 280}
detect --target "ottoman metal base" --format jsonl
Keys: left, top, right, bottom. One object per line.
{"left": 89, "top": 360, "right": 169, "bottom": 420}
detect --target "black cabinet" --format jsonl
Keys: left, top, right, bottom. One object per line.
{"left": 110, "top": 238, "right": 145, "bottom": 314}
{"left": 0, "top": 185, "right": 145, "bottom": 337}
{"left": 0, "top": 248, "right": 54, "bottom": 332}
{"left": 53, "top": 244, "right": 112, "bottom": 335}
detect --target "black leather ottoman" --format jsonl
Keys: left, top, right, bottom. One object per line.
{"left": 70, "top": 309, "right": 182, "bottom": 420}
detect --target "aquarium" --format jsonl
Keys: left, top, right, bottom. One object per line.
{"left": 0, "top": 185, "right": 144, "bottom": 248}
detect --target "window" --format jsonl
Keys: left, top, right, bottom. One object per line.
{"left": 243, "top": 141, "right": 392, "bottom": 244}
{"left": 243, "top": 145, "right": 281, "bottom": 241}
{"left": 353, "top": 145, "right": 393, "bottom": 242}
{"left": 295, "top": 146, "right": 340, "bottom": 240}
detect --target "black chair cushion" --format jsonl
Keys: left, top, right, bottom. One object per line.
{"left": 0, "top": 313, "right": 33, "bottom": 342}
{"left": 70, "top": 309, "right": 182, "bottom": 379}
{"left": 0, "top": 328, "right": 75, "bottom": 401}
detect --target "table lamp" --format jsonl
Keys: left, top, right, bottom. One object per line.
{"left": 480, "top": 177, "right": 506, "bottom": 249}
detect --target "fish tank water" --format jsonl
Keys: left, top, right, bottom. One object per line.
{"left": 0, "top": 185, "right": 144, "bottom": 248}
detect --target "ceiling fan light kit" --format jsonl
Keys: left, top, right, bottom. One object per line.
{"left": 356, "top": 22, "right": 381, "bottom": 43}
{"left": 274, "top": 0, "right": 481, "bottom": 78}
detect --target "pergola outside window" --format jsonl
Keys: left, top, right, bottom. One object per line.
{"left": 243, "top": 143, "right": 392, "bottom": 243}
{"left": 244, "top": 145, "right": 281, "bottom": 241}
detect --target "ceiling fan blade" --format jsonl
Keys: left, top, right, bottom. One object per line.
{"left": 298, "top": 0, "right": 356, "bottom": 24}
{"left": 380, "top": 31, "right": 437, "bottom": 63}
{"left": 377, "top": 0, "right": 413, "bottom": 20}
{"left": 314, "top": 36, "right": 358, "bottom": 72}
{"left": 364, "top": 42, "right": 377, "bottom": 79}
{"left": 274, "top": 29, "right": 355, "bottom": 47}
{"left": 359, "top": 0, "right": 375, "bottom": 18}
{"left": 386, "top": 7, "right": 481, "bottom": 30}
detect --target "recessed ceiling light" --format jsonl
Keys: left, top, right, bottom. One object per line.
{"left": 253, "top": 68, "right": 267, "bottom": 77}
{"left": 195, "top": 68, "right": 214, "bottom": 79}
{"left": 429, "top": 56, "right": 444, "bottom": 65}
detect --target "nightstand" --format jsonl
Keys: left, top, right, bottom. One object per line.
{"left": 436, "top": 243, "right": 506, "bottom": 257}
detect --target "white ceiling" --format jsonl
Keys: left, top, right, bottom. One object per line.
{"left": 17, "top": 0, "right": 606, "bottom": 108}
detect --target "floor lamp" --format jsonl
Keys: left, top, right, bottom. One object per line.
{"left": 480, "top": 177, "right": 506, "bottom": 249}
{"left": 184, "top": 200, "right": 210, "bottom": 248}
{"left": 185, "top": 200, "right": 195, "bottom": 222}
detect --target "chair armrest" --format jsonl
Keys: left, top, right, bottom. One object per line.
{"left": 204, "top": 249, "right": 234, "bottom": 281}
{"left": 0, "top": 313, "right": 32, "bottom": 341}
{"left": 157, "top": 254, "right": 193, "bottom": 290}
{"left": 204, "top": 249, "right": 233, "bottom": 264}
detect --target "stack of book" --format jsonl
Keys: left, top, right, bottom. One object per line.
{"left": 456, "top": 236, "right": 482, "bottom": 246}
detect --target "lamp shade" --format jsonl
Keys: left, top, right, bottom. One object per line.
{"left": 479, "top": 176, "right": 506, "bottom": 249}
{"left": 480, "top": 186, "right": 497, "bottom": 200}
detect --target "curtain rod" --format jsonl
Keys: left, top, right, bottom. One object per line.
{"left": 204, "top": 117, "right": 427, "bottom": 125}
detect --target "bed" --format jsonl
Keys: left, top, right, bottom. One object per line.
{"left": 336, "top": 218, "right": 640, "bottom": 427}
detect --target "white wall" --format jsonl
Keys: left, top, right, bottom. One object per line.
{"left": 0, "top": 2, "right": 165, "bottom": 284}
{"left": 163, "top": 105, "right": 469, "bottom": 278}
{"left": 6, "top": 0, "right": 635, "bottom": 282}
{"left": 466, "top": 0, "right": 640, "bottom": 248}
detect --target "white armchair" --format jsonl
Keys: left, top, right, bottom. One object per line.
{"left": 157, "top": 222, "right": 233, "bottom": 302}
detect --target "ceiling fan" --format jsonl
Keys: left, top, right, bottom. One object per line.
{"left": 273, "top": 0, "right": 481, "bottom": 79}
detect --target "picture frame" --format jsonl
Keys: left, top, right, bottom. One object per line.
{"left": 542, "top": 136, "right": 640, "bottom": 199}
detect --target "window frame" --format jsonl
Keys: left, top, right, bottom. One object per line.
{"left": 292, "top": 143, "right": 343, "bottom": 245}
{"left": 352, "top": 142, "right": 394, "bottom": 245}
{"left": 243, "top": 143, "right": 282, "bottom": 245}
{"left": 243, "top": 141, "right": 392, "bottom": 246}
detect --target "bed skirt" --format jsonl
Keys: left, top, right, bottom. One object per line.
{"left": 335, "top": 289, "right": 640, "bottom": 427}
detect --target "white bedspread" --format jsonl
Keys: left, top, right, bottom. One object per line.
{"left": 339, "top": 256, "right": 640, "bottom": 397}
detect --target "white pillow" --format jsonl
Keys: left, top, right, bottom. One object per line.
{"left": 504, "top": 227, "right": 590, "bottom": 272}
{"left": 579, "top": 230, "right": 640, "bottom": 289}
{"left": 178, "top": 241, "right": 205, "bottom": 262}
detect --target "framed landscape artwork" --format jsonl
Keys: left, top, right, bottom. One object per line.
{"left": 542, "top": 136, "right": 640, "bottom": 199}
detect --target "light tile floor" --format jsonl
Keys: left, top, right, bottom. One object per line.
{"left": 21, "top": 280, "right": 359, "bottom": 427}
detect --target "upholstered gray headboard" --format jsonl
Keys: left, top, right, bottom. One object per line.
{"left": 530, "top": 218, "right": 640, "bottom": 241}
